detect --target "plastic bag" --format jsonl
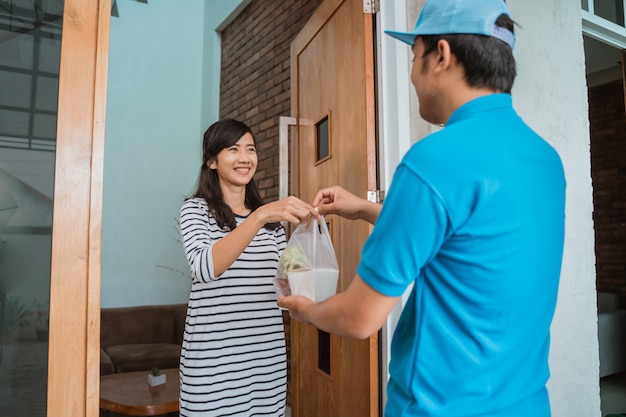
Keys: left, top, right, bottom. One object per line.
{"left": 273, "top": 215, "right": 339, "bottom": 302}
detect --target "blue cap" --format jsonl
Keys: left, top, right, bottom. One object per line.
{"left": 385, "top": 0, "right": 516, "bottom": 50}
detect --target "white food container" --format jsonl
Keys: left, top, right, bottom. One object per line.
{"left": 287, "top": 268, "right": 338, "bottom": 302}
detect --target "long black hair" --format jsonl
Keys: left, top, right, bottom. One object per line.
{"left": 190, "top": 118, "right": 279, "bottom": 231}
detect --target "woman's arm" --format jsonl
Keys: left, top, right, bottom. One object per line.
{"left": 211, "top": 196, "right": 316, "bottom": 277}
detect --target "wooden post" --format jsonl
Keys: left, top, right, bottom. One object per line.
{"left": 48, "top": 1, "right": 110, "bottom": 416}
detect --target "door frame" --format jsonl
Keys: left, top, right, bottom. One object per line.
{"left": 48, "top": 0, "right": 110, "bottom": 416}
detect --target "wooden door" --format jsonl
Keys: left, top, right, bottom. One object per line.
{"left": 290, "top": 0, "right": 378, "bottom": 415}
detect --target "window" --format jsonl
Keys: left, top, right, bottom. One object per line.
{"left": 582, "top": 0, "right": 626, "bottom": 47}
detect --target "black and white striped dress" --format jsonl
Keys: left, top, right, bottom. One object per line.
{"left": 179, "top": 198, "right": 287, "bottom": 417}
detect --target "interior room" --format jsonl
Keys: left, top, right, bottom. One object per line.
{"left": 584, "top": 34, "right": 626, "bottom": 416}
{"left": 0, "top": 0, "right": 231, "bottom": 415}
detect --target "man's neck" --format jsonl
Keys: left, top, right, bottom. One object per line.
{"left": 442, "top": 85, "right": 502, "bottom": 125}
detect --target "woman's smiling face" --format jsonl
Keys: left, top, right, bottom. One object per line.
{"left": 208, "top": 132, "right": 257, "bottom": 187}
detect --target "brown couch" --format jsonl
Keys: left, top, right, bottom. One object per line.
{"left": 100, "top": 303, "right": 187, "bottom": 375}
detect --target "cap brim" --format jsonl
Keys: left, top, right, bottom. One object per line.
{"left": 384, "top": 30, "right": 417, "bottom": 46}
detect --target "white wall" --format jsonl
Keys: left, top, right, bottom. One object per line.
{"left": 510, "top": 1, "right": 600, "bottom": 415}
{"left": 103, "top": 0, "right": 199, "bottom": 307}
{"left": 101, "top": 1, "right": 247, "bottom": 307}
{"left": 201, "top": 0, "right": 251, "bottom": 129}
{"left": 378, "top": 0, "right": 600, "bottom": 415}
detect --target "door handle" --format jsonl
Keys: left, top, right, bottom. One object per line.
{"left": 279, "top": 116, "right": 296, "bottom": 200}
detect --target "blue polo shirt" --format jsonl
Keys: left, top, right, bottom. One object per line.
{"left": 358, "top": 94, "right": 565, "bottom": 416}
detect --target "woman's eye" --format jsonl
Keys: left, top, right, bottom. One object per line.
{"left": 248, "top": 147, "right": 256, "bottom": 153}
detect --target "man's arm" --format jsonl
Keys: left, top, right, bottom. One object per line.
{"left": 278, "top": 274, "right": 399, "bottom": 339}
{"left": 313, "top": 185, "right": 381, "bottom": 225}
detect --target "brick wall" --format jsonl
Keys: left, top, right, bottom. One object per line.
{"left": 219, "top": 0, "right": 323, "bottom": 201}
{"left": 219, "top": 0, "right": 324, "bottom": 406}
{"left": 590, "top": 79, "right": 626, "bottom": 306}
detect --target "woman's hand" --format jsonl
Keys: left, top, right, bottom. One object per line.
{"left": 254, "top": 196, "right": 318, "bottom": 225}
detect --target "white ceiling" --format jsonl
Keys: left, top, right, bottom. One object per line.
{"left": 584, "top": 34, "right": 623, "bottom": 74}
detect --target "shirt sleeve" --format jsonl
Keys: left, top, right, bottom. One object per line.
{"left": 179, "top": 199, "right": 217, "bottom": 283}
{"left": 276, "top": 224, "right": 287, "bottom": 258}
{"left": 357, "top": 164, "right": 451, "bottom": 297}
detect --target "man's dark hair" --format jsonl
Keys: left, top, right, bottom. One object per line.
{"left": 419, "top": 14, "right": 516, "bottom": 93}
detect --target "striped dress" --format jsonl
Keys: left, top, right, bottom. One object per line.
{"left": 179, "top": 198, "right": 287, "bottom": 417}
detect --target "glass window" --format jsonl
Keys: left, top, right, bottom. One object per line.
{"left": 594, "top": 0, "right": 625, "bottom": 27}
{"left": 316, "top": 116, "right": 330, "bottom": 161}
{"left": 0, "top": 1, "right": 62, "bottom": 416}
{"left": 318, "top": 329, "right": 331, "bottom": 375}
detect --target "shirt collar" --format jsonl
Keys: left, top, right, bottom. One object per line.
{"left": 446, "top": 93, "right": 513, "bottom": 126}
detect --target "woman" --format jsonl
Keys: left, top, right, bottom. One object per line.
{"left": 179, "top": 119, "right": 314, "bottom": 416}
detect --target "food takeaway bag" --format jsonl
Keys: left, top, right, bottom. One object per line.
{"left": 273, "top": 215, "right": 339, "bottom": 302}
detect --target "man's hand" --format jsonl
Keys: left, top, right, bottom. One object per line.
{"left": 278, "top": 275, "right": 399, "bottom": 339}
{"left": 313, "top": 185, "right": 380, "bottom": 224}
{"left": 277, "top": 295, "right": 316, "bottom": 323}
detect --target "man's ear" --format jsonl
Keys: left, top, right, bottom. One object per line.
{"left": 433, "top": 39, "right": 452, "bottom": 73}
